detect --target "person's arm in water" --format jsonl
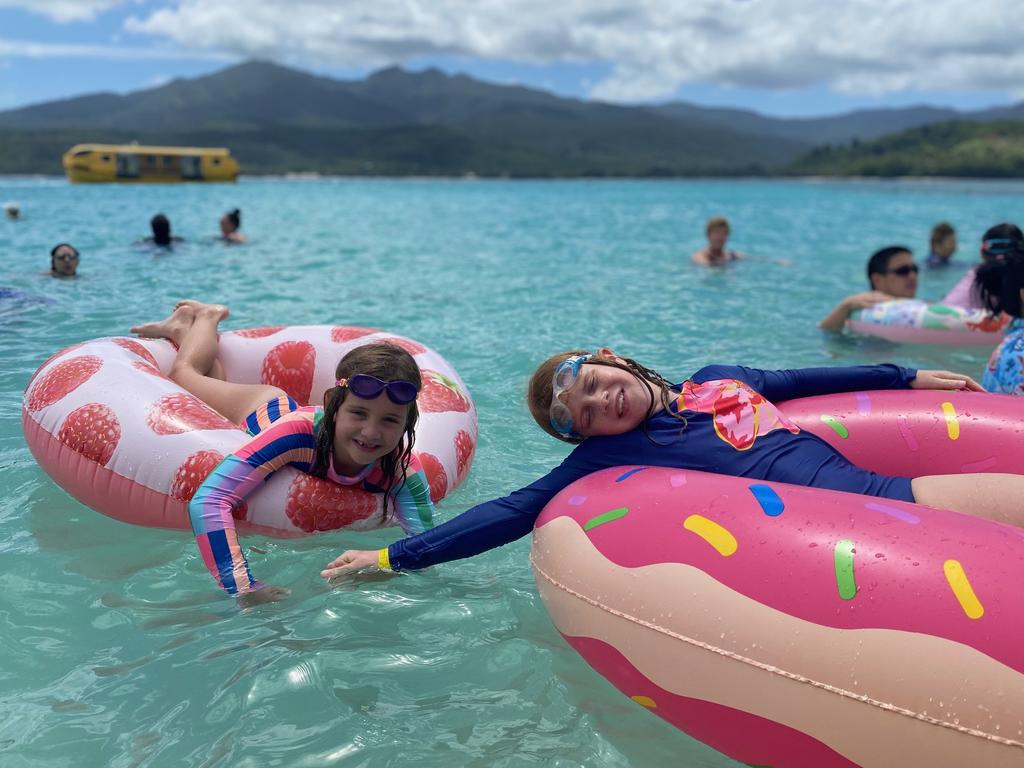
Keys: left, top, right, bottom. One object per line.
{"left": 322, "top": 455, "right": 599, "bottom": 577}
{"left": 818, "top": 291, "right": 893, "bottom": 332}
{"left": 189, "top": 411, "right": 318, "bottom": 604}
{"left": 692, "top": 364, "right": 980, "bottom": 401}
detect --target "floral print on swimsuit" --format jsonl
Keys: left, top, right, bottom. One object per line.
{"left": 982, "top": 318, "right": 1024, "bottom": 395}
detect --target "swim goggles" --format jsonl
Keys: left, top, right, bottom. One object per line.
{"left": 549, "top": 353, "right": 592, "bottom": 439}
{"left": 336, "top": 374, "right": 419, "bottom": 405}
{"left": 981, "top": 238, "right": 1020, "bottom": 256}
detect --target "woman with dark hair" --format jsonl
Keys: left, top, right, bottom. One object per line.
{"left": 49, "top": 243, "right": 79, "bottom": 278}
{"left": 974, "top": 240, "right": 1024, "bottom": 394}
{"left": 219, "top": 208, "right": 246, "bottom": 243}
{"left": 942, "top": 223, "right": 1023, "bottom": 309}
{"left": 145, "top": 213, "right": 184, "bottom": 247}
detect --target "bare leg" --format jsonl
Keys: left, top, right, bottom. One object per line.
{"left": 162, "top": 303, "right": 286, "bottom": 425}
{"left": 132, "top": 303, "right": 226, "bottom": 379}
{"left": 912, "top": 474, "right": 1024, "bottom": 528}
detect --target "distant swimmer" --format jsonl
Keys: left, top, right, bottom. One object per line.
{"left": 219, "top": 208, "right": 246, "bottom": 244}
{"left": 143, "top": 213, "right": 184, "bottom": 247}
{"left": 925, "top": 221, "right": 957, "bottom": 268}
{"left": 819, "top": 245, "right": 918, "bottom": 332}
{"left": 49, "top": 243, "right": 80, "bottom": 278}
{"left": 3, "top": 202, "right": 19, "bottom": 220}
{"left": 691, "top": 216, "right": 742, "bottom": 266}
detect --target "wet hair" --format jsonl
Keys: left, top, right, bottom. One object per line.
{"left": 866, "top": 245, "right": 912, "bottom": 287}
{"left": 975, "top": 242, "right": 1024, "bottom": 317}
{"left": 225, "top": 208, "right": 241, "bottom": 231}
{"left": 930, "top": 222, "right": 955, "bottom": 246}
{"left": 150, "top": 213, "right": 171, "bottom": 245}
{"left": 527, "top": 349, "right": 687, "bottom": 445}
{"left": 50, "top": 243, "right": 79, "bottom": 272}
{"left": 706, "top": 216, "right": 730, "bottom": 235}
{"left": 309, "top": 343, "right": 422, "bottom": 518}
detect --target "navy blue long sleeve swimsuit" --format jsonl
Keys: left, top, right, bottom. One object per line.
{"left": 390, "top": 363, "right": 917, "bottom": 570}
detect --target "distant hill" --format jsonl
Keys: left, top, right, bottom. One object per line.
{"left": 784, "top": 120, "right": 1024, "bottom": 177}
{"left": 1, "top": 60, "right": 1023, "bottom": 177}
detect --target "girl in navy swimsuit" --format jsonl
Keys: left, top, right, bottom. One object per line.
{"left": 323, "top": 349, "right": 1024, "bottom": 578}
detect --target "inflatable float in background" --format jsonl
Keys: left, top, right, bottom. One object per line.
{"left": 847, "top": 299, "right": 1008, "bottom": 346}
{"left": 22, "top": 325, "right": 477, "bottom": 536}
{"left": 532, "top": 390, "right": 1024, "bottom": 768}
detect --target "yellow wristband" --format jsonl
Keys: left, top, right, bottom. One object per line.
{"left": 377, "top": 547, "right": 392, "bottom": 572}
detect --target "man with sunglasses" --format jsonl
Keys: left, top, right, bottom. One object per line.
{"left": 819, "top": 245, "right": 918, "bottom": 332}
{"left": 941, "top": 223, "right": 1023, "bottom": 310}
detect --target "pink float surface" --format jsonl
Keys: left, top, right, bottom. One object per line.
{"left": 532, "top": 391, "right": 1024, "bottom": 768}
{"left": 22, "top": 326, "right": 477, "bottom": 535}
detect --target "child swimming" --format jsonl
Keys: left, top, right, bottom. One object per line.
{"left": 133, "top": 301, "right": 435, "bottom": 605}
{"left": 321, "top": 349, "right": 1024, "bottom": 579}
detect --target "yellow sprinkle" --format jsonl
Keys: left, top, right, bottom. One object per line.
{"left": 943, "top": 559, "right": 983, "bottom": 619}
{"left": 941, "top": 401, "right": 960, "bottom": 441}
{"left": 631, "top": 695, "right": 657, "bottom": 708}
{"left": 683, "top": 514, "right": 738, "bottom": 557}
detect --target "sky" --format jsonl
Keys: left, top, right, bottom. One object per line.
{"left": 1, "top": 0, "right": 1022, "bottom": 117}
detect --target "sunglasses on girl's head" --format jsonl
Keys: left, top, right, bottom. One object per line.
{"left": 336, "top": 374, "right": 418, "bottom": 404}
{"left": 886, "top": 264, "right": 919, "bottom": 276}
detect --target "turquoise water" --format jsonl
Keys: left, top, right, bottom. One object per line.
{"left": 1, "top": 176, "right": 1021, "bottom": 767}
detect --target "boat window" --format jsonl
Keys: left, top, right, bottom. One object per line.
{"left": 163, "top": 156, "right": 175, "bottom": 167}
{"left": 73, "top": 150, "right": 92, "bottom": 158}
{"left": 212, "top": 158, "right": 221, "bottom": 165}
{"left": 101, "top": 155, "right": 111, "bottom": 162}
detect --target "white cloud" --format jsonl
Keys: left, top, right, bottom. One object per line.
{"left": 0, "top": 0, "right": 134, "bottom": 23}
{"left": 0, "top": 37, "right": 233, "bottom": 61}
{"left": 9, "top": 0, "right": 1014, "bottom": 103}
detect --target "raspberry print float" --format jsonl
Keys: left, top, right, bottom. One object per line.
{"left": 532, "top": 390, "right": 1024, "bottom": 768}
{"left": 22, "top": 326, "right": 477, "bottom": 536}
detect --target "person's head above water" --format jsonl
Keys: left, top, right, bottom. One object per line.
{"left": 311, "top": 343, "right": 422, "bottom": 505}
{"left": 866, "top": 245, "right": 917, "bottom": 298}
{"left": 50, "top": 243, "right": 79, "bottom": 277}
{"left": 929, "top": 222, "right": 957, "bottom": 260}
{"left": 150, "top": 213, "right": 172, "bottom": 246}
{"left": 3, "top": 202, "right": 19, "bottom": 220}
{"left": 528, "top": 348, "right": 686, "bottom": 444}
{"left": 220, "top": 208, "right": 241, "bottom": 234}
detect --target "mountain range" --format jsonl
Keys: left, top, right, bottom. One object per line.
{"left": 1, "top": 60, "right": 1022, "bottom": 177}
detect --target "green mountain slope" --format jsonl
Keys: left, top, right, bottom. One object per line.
{"left": 785, "top": 120, "right": 1024, "bottom": 177}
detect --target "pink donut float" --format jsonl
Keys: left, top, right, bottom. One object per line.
{"left": 22, "top": 325, "right": 477, "bottom": 536}
{"left": 532, "top": 390, "right": 1024, "bottom": 768}
{"left": 847, "top": 299, "right": 1008, "bottom": 346}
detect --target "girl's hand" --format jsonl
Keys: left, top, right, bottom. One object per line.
{"left": 321, "top": 550, "right": 380, "bottom": 580}
{"left": 236, "top": 584, "right": 290, "bottom": 608}
{"left": 910, "top": 370, "right": 984, "bottom": 392}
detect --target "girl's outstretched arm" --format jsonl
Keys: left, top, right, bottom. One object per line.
{"left": 322, "top": 458, "right": 595, "bottom": 577}
{"left": 692, "top": 363, "right": 920, "bottom": 401}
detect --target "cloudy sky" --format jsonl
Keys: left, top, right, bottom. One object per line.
{"left": 1, "top": 0, "right": 1022, "bottom": 116}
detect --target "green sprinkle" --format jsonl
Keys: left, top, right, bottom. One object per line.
{"left": 834, "top": 539, "right": 857, "bottom": 600}
{"left": 926, "top": 304, "right": 959, "bottom": 316}
{"left": 583, "top": 507, "right": 629, "bottom": 531}
{"left": 820, "top": 414, "right": 849, "bottom": 439}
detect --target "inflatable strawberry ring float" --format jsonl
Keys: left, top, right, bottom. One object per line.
{"left": 22, "top": 325, "right": 477, "bottom": 536}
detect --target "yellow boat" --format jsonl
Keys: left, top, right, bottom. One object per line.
{"left": 62, "top": 143, "right": 239, "bottom": 183}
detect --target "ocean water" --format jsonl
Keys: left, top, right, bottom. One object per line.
{"left": 0, "top": 176, "right": 1021, "bottom": 767}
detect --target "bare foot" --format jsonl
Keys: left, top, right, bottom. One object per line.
{"left": 175, "top": 299, "right": 229, "bottom": 320}
{"left": 130, "top": 304, "right": 196, "bottom": 344}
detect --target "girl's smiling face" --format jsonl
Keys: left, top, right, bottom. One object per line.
{"left": 559, "top": 359, "right": 658, "bottom": 438}
{"left": 332, "top": 393, "right": 409, "bottom": 474}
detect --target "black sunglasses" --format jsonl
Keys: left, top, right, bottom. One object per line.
{"left": 337, "top": 374, "right": 418, "bottom": 404}
{"left": 886, "top": 264, "right": 919, "bottom": 276}
{"left": 54, "top": 251, "right": 79, "bottom": 262}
